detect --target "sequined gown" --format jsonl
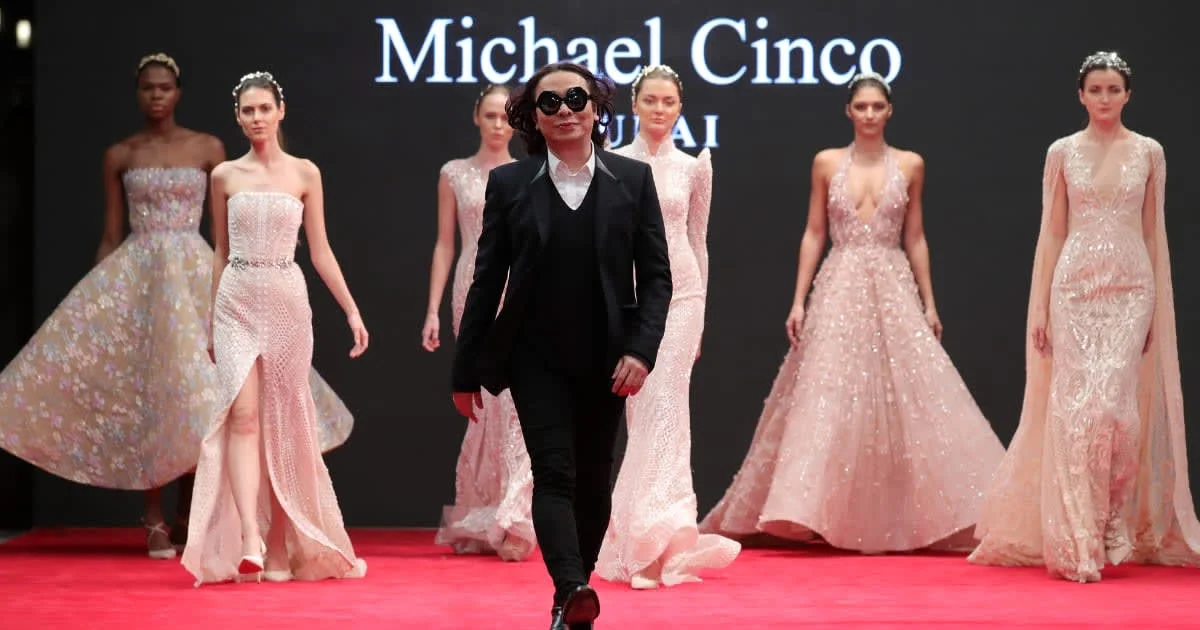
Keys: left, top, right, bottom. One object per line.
{"left": 182, "top": 191, "right": 364, "bottom": 584}
{"left": 433, "top": 158, "right": 536, "bottom": 561}
{"left": 594, "top": 137, "right": 740, "bottom": 585}
{"left": 969, "top": 132, "right": 1200, "bottom": 582}
{"left": 0, "top": 168, "right": 353, "bottom": 490}
{"left": 699, "top": 145, "right": 1006, "bottom": 552}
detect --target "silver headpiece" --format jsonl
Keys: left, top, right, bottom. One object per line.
{"left": 232, "top": 71, "right": 285, "bottom": 108}
{"left": 137, "top": 52, "right": 180, "bottom": 78}
{"left": 632, "top": 64, "right": 683, "bottom": 96}
{"left": 849, "top": 71, "right": 891, "bottom": 94}
{"left": 1079, "top": 51, "right": 1132, "bottom": 78}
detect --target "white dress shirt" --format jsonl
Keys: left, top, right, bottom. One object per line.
{"left": 546, "top": 144, "right": 596, "bottom": 210}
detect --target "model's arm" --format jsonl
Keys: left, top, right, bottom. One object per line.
{"left": 900, "top": 152, "right": 942, "bottom": 339}
{"left": 1140, "top": 140, "right": 1166, "bottom": 351}
{"left": 625, "top": 162, "right": 673, "bottom": 371}
{"left": 300, "top": 159, "right": 368, "bottom": 358}
{"left": 96, "top": 144, "right": 128, "bottom": 263}
{"left": 422, "top": 168, "right": 458, "bottom": 351}
{"left": 686, "top": 149, "right": 713, "bottom": 296}
{"left": 208, "top": 163, "right": 230, "bottom": 355}
{"left": 1030, "top": 143, "right": 1069, "bottom": 355}
{"left": 785, "top": 151, "right": 832, "bottom": 345}
{"left": 451, "top": 171, "right": 513, "bottom": 393}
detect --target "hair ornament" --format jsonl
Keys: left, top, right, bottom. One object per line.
{"left": 1079, "top": 51, "right": 1132, "bottom": 77}
{"left": 136, "top": 53, "right": 180, "bottom": 78}
{"left": 632, "top": 64, "right": 683, "bottom": 93}
{"left": 848, "top": 71, "right": 890, "bottom": 94}
{"left": 231, "top": 71, "right": 285, "bottom": 107}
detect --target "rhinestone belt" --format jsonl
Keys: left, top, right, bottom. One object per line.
{"left": 228, "top": 256, "right": 294, "bottom": 270}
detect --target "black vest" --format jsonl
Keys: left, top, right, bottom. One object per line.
{"left": 518, "top": 173, "right": 607, "bottom": 374}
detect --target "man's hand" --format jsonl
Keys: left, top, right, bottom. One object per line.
{"left": 611, "top": 355, "right": 649, "bottom": 397}
{"left": 453, "top": 391, "right": 483, "bottom": 422}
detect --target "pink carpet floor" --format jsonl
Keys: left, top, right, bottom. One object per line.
{"left": 2, "top": 528, "right": 1199, "bottom": 628}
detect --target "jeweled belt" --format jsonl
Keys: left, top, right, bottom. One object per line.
{"left": 228, "top": 256, "right": 294, "bottom": 270}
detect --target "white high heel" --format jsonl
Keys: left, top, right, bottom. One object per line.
{"left": 631, "top": 574, "right": 660, "bottom": 590}
{"left": 263, "top": 569, "right": 293, "bottom": 583}
{"left": 237, "top": 539, "right": 266, "bottom": 582}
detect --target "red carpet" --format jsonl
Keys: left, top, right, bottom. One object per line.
{"left": 2, "top": 528, "right": 1198, "bottom": 629}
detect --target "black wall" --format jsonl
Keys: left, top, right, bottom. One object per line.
{"left": 26, "top": 1, "right": 1196, "bottom": 526}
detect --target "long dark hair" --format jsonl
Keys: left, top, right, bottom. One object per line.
{"left": 506, "top": 62, "right": 616, "bottom": 155}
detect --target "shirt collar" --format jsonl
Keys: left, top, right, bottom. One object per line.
{"left": 547, "top": 143, "right": 596, "bottom": 178}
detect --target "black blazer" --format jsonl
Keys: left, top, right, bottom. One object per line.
{"left": 451, "top": 148, "right": 673, "bottom": 395}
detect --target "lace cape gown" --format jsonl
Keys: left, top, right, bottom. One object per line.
{"left": 432, "top": 158, "right": 537, "bottom": 561}
{"left": 595, "top": 136, "right": 740, "bottom": 585}
{"left": 968, "top": 132, "right": 1200, "bottom": 582}
{"left": 0, "top": 167, "right": 353, "bottom": 490}
{"left": 699, "top": 146, "right": 1006, "bottom": 552}
{"left": 182, "top": 190, "right": 364, "bottom": 584}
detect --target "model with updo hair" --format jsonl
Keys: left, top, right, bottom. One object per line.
{"left": 970, "top": 51, "right": 1200, "bottom": 583}
{"left": 701, "top": 71, "right": 1004, "bottom": 554}
{"left": 594, "top": 64, "right": 740, "bottom": 589}
{"left": 423, "top": 85, "right": 536, "bottom": 562}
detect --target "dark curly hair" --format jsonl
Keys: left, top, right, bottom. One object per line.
{"left": 506, "top": 62, "right": 616, "bottom": 155}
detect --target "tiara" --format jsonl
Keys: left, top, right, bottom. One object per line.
{"left": 849, "top": 71, "right": 890, "bottom": 93}
{"left": 136, "top": 53, "right": 180, "bottom": 78}
{"left": 1079, "top": 51, "right": 1132, "bottom": 77}
{"left": 633, "top": 64, "right": 683, "bottom": 93}
{"left": 232, "top": 71, "right": 285, "bottom": 106}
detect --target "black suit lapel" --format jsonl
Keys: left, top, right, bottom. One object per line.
{"left": 519, "top": 159, "right": 551, "bottom": 245}
{"left": 593, "top": 152, "right": 627, "bottom": 249}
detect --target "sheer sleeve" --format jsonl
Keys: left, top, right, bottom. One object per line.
{"left": 687, "top": 148, "right": 713, "bottom": 296}
{"left": 1130, "top": 138, "right": 1200, "bottom": 563}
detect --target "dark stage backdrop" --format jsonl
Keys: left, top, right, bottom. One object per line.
{"left": 32, "top": 1, "right": 1195, "bottom": 526}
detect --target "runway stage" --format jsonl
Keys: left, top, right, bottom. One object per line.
{"left": 2, "top": 528, "right": 1197, "bottom": 629}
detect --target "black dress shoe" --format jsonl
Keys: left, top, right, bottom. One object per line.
{"left": 548, "top": 585, "right": 600, "bottom": 629}
{"left": 548, "top": 608, "right": 597, "bottom": 630}
{"left": 561, "top": 584, "right": 599, "bottom": 625}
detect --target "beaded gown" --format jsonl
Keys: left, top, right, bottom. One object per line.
{"left": 699, "top": 145, "right": 1005, "bottom": 552}
{"left": 969, "top": 132, "right": 1200, "bottom": 582}
{"left": 182, "top": 190, "right": 364, "bottom": 584}
{"left": 433, "top": 158, "right": 536, "bottom": 561}
{"left": 0, "top": 168, "right": 353, "bottom": 490}
{"left": 595, "top": 137, "right": 740, "bottom": 585}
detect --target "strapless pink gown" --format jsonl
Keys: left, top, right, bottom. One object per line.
{"left": 182, "top": 191, "right": 364, "bottom": 584}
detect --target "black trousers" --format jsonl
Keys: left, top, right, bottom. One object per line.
{"left": 508, "top": 342, "right": 624, "bottom": 604}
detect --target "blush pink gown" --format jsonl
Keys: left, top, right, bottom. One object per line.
{"left": 595, "top": 136, "right": 740, "bottom": 586}
{"left": 700, "top": 145, "right": 1005, "bottom": 553}
{"left": 182, "top": 191, "right": 364, "bottom": 584}
{"left": 969, "top": 132, "right": 1200, "bottom": 582}
{"left": 433, "top": 158, "right": 536, "bottom": 562}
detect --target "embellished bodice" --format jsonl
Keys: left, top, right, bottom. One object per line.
{"left": 225, "top": 191, "right": 304, "bottom": 264}
{"left": 123, "top": 167, "right": 207, "bottom": 234}
{"left": 442, "top": 159, "right": 492, "bottom": 256}
{"left": 826, "top": 146, "right": 909, "bottom": 248}
{"left": 614, "top": 137, "right": 704, "bottom": 246}
{"left": 1060, "top": 132, "right": 1151, "bottom": 237}
{"left": 614, "top": 136, "right": 712, "bottom": 298}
